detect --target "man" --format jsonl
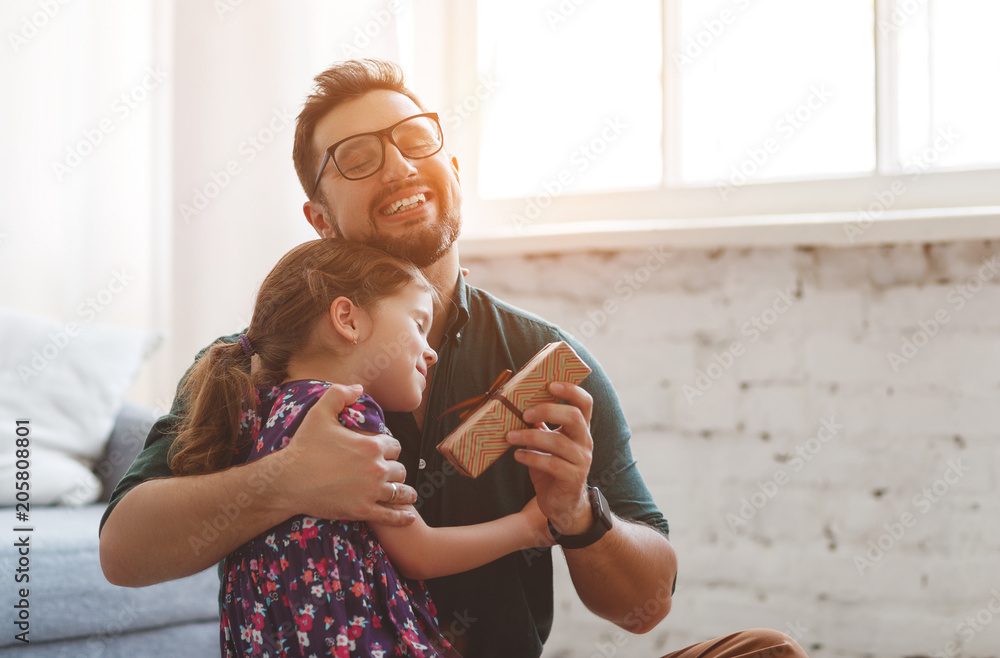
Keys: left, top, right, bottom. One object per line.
{"left": 100, "top": 59, "right": 807, "bottom": 657}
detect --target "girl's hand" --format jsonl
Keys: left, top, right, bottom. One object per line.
{"left": 520, "top": 496, "right": 556, "bottom": 548}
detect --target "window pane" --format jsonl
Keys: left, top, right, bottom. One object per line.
{"left": 677, "top": 0, "right": 875, "bottom": 187}
{"left": 477, "top": 1, "right": 663, "bottom": 199}
{"left": 896, "top": 0, "right": 1000, "bottom": 170}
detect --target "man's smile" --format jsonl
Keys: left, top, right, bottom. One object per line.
{"left": 375, "top": 186, "right": 433, "bottom": 216}
{"left": 381, "top": 192, "right": 426, "bottom": 216}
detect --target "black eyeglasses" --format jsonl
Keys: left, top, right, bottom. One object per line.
{"left": 310, "top": 113, "right": 444, "bottom": 196}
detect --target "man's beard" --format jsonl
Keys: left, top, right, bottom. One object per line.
{"left": 362, "top": 175, "right": 463, "bottom": 268}
{"left": 366, "top": 203, "right": 461, "bottom": 268}
{"left": 322, "top": 176, "right": 463, "bottom": 268}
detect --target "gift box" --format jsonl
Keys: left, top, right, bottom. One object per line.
{"left": 436, "top": 341, "right": 592, "bottom": 478}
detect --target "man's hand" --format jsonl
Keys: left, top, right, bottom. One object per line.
{"left": 275, "top": 383, "right": 418, "bottom": 526}
{"left": 100, "top": 383, "right": 417, "bottom": 587}
{"left": 506, "top": 382, "right": 595, "bottom": 535}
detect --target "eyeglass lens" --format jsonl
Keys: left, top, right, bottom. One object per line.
{"left": 334, "top": 115, "right": 442, "bottom": 180}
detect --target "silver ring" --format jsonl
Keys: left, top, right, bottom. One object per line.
{"left": 386, "top": 482, "right": 398, "bottom": 504}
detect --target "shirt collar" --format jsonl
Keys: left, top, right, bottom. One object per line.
{"left": 444, "top": 269, "right": 472, "bottom": 342}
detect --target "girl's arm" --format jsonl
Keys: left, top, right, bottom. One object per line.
{"left": 369, "top": 497, "right": 553, "bottom": 580}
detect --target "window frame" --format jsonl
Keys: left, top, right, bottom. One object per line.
{"left": 421, "top": 0, "right": 1000, "bottom": 250}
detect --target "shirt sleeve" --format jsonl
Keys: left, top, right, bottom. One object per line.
{"left": 337, "top": 393, "right": 391, "bottom": 436}
{"left": 98, "top": 332, "right": 243, "bottom": 536}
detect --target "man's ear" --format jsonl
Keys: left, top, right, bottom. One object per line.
{"left": 450, "top": 155, "right": 460, "bottom": 184}
{"left": 328, "top": 296, "right": 367, "bottom": 343}
{"left": 303, "top": 200, "right": 341, "bottom": 238}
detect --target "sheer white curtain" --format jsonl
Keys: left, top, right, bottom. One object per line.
{"left": 168, "top": 0, "right": 413, "bottom": 405}
{"left": 0, "top": 0, "right": 169, "bottom": 401}
{"left": 1, "top": 0, "right": 417, "bottom": 406}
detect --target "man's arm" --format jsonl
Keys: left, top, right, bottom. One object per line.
{"left": 561, "top": 518, "right": 677, "bottom": 633}
{"left": 507, "top": 382, "right": 677, "bottom": 632}
{"left": 100, "top": 383, "right": 418, "bottom": 587}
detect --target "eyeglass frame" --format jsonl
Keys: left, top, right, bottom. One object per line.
{"left": 310, "top": 112, "right": 444, "bottom": 197}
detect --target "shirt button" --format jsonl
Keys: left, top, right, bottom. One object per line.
{"left": 418, "top": 458, "right": 426, "bottom": 470}
{"left": 456, "top": 332, "right": 461, "bottom": 339}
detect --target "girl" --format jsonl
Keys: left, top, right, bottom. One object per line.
{"left": 167, "top": 239, "right": 551, "bottom": 657}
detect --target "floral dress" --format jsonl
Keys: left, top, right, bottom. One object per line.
{"left": 220, "top": 380, "right": 460, "bottom": 657}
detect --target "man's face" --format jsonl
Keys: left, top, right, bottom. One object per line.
{"left": 310, "top": 90, "right": 462, "bottom": 268}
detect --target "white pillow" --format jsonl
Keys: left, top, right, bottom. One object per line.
{"left": 0, "top": 306, "right": 159, "bottom": 506}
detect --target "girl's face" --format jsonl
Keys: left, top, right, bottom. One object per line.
{"left": 360, "top": 282, "right": 437, "bottom": 412}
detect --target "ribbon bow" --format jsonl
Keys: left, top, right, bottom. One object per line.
{"left": 437, "top": 369, "right": 526, "bottom": 424}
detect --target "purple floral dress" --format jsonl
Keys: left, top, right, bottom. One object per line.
{"left": 220, "top": 380, "right": 460, "bottom": 657}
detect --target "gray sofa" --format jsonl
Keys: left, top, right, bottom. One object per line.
{"left": 0, "top": 403, "right": 220, "bottom": 657}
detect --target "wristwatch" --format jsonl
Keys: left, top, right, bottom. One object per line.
{"left": 547, "top": 486, "right": 614, "bottom": 549}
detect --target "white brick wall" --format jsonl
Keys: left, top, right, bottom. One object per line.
{"left": 463, "top": 239, "right": 1000, "bottom": 658}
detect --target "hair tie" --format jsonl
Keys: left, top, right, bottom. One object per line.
{"left": 238, "top": 334, "right": 255, "bottom": 357}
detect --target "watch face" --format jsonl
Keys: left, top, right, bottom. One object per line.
{"left": 590, "top": 486, "right": 613, "bottom": 530}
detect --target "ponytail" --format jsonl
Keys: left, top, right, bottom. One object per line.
{"left": 168, "top": 340, "right": 255, "bottom": 475}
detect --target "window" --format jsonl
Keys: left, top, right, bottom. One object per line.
{"left": 477, "top": 0, "right": 663, "bottom": 198}
{"left": 444, "top": 0, "right": 1000, "bottom": 236}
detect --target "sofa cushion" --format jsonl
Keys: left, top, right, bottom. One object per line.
{"left": 0, "top": 621, "right": 219, "bottom": 657}
{"left": 0, "top": 306, "right": 159, "bottom": 505}
{"left": 95, "top": 402, "right": 159, "bottom": 503}
{"left": 0, "top": 505, "right": 219, "bottom": 648}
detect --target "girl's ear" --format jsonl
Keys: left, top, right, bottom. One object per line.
{"left": 328, "top": 296, "right": 368, "bottom": 343}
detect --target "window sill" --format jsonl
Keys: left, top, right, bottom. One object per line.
{"left": 457, "top": 206, "right": 1000, "bottom": 258}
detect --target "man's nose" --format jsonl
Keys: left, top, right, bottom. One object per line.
{"left": 380, "top": 141, "right": 419, "bottom": 181}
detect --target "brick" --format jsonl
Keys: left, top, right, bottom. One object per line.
{"left": 731, "top": 335, "right": 807, "bottom": 381}
{"left": 867, "top": 284, "right": 956, "bottom": 336}
{"left": 671, "top": 377, "right": 742, "bottom": 432}
{"left": 879, "top": 387, "right": 1000, "bottom": 439}
{"left": 811, "top": 244, "right": 879, "bottom": 289}
{"left": 870, "top": 243, "right": 933, "bottom": 287}
{"left": 719, "top": 286, "right": 802, "bottom": 340}
{"left": 883, "top": 332, "right": 1000, "bottom": 388}
{"left": 782, "top": 287, "right": 868, "bottom": 337}
{"left": 925, "top": 240, "right": 1000, "bottom": 282}
{"left": 614, "top": 289, "right": 733, "bottom": 339}
{"left": 942, "top": 283, "right": 1000, "bottom": 328}
{"left": 801, "top": 333, "right": 890, "bottom": 384}
{"left": 723, "top": 247, "right": 800, "bottom": 293}
{"left": 736, "top": 385, "right": 811, "bottom": 435}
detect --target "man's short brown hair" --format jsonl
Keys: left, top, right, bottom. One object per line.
{"left": 292, "top": 59, "right": 427, "bottom": 200}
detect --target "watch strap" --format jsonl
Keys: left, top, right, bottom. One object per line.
{"left": 548, "top": 486, "right": 613, "bottom": 549}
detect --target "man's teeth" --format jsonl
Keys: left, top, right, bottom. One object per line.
{"left": 383, "top": 193, "right": 426, "bottom": 215}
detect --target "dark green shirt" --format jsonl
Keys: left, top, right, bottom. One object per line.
{"left": 101, "top": 273, "right": 669, "bottom": 658}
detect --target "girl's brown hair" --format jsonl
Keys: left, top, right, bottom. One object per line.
{"left": 168, "top": 238, "right": 431, "bottom": 476}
